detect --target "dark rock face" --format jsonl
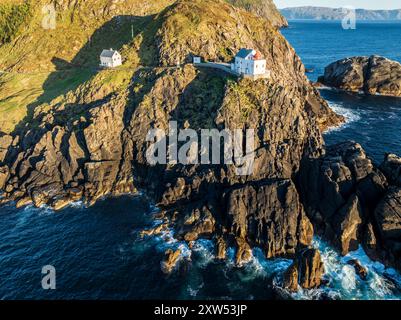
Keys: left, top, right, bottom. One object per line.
{"left": 224, "top": 180, "right": 313, "bottom": 259}
{"left": 300, "top": 142, "right": 384, "bottom": 254}
{"left": 300, "top": 141, "right": 401, "bottom": 272}
{"left": 380, "top": 154, "right": 401, "bottom": 187}
{"left": 318, "top": 56, "right": 401, "bottom": 97}
{"left": 283, "top": 248, "right": 325, "bottom": 292}
{"left": 374, "top": 187, "right": 401, "bottom": 270}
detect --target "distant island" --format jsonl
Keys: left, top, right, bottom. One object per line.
{"left": 281, "top": 6, "right": 401, "bottom": 20}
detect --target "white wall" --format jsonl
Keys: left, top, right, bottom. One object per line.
{"left": 100, "top": 54, "right": 122, "bottom": 67}
{"left": 252, "top": 60, "right": 266, "bottom": 75}
{"left": 234, "top": 58, "right": 266, "bottom": 75}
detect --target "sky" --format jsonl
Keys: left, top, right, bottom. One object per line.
{"left": 273, "top": 0, "right": 401, "bottom": 10}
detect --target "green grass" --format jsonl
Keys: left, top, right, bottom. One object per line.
{"left": 0, "top": 69, "right": 96, "bottom": 133}
{"left": 0, "top": 1, "right": 32, "bottom": 46}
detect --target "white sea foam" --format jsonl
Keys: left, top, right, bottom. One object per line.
{"left": 191, "top": 239, "right": 215, "bottom": 268}
{"left": 67, "top": 200, "right": 85, "bottom": 209}
{"left": 141, "top": 214, "right": 401, "bottom": 300}
{"left": 187, "top": 282, "right": 204, "bottom": 297}
{"left": 325, "top": 102, "right": 361, "bottom": 133}
{"left": 289, "top": 238, "right": 401, "bottom": 300}
{"left": 24, "top": 204, "right": 54, "bottom": 216}
{"left": 144, "top": 223, "right": 193, "bottom": 270}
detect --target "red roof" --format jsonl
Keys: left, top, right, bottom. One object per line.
{"left": 253, "top": 51, "right": 263, "bottom": 60}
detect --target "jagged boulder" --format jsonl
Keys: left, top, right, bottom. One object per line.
{"left": 347, "top": 259, "right": 368, "bottom": 280}
{"left": 331, "top": 194, "right": 363, "bottom": 255}
{"left": 283, "top": 248, "right": 325, "bottom": 292}
{"left": 216, "top": 236, "right": 227, "bottom": 260}
{"left": 161, "top": 249, "right": 182, "bottom": 274}
{"left": 235, "top": 237, "right": 252, "bottom": 266}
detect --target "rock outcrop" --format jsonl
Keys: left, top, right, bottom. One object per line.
{"left": 223, "top": 180, "right": 313, "bottom": 259}
{"left": 283, "top": 248, "right": 325, "bottom": 292}
{"left": 374, "top": 187, "right": 401, "bottom": 270}
{"left": 380, "top": 154, "right": 401, "bottom": 187}
{"left": 161, "top": 249, "right": 182, "bottom": 274}
{"left": 300, "top": 141, "right": 401, "bottom": 271}
{"left": 347, "top": 259, "right": 368, "bottom": 280}
{"left": 318, "top": 56, "right": 401, "bottom": 97}
{"left": 226, "top": 0, "right": 288, "bottom": 27}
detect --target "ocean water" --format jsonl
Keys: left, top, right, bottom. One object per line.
{"left": 281, "top": 20, "right": 401, "bottom": 163}
{"left": 1, "top": 21, "right": 401, "bottom": 300}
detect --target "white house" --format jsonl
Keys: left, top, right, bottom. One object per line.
{"left": 231, "top": 49, "right": 266, "bottom": 76}
{"left": 100, "top": 48, "right": 122, "bottom": 68}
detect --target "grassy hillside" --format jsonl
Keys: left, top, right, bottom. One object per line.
{"left": 0, "top": 0, "right": 176, "bottom": 133}
{"left": 0, "top": 0, "right": 32, "bottom": 46}
{"left": 0, "top": 0, "right": 288, "bottom": 134}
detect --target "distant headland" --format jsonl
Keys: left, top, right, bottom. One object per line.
{"left": 281, "top": 6, "right": 401, "bottom": 20}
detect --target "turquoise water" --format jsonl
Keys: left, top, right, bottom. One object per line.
{"left": 1, "top": 21, "right": 401, "bottom": 300}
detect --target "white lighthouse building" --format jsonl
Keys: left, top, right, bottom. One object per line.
{"left": 231, "top": 49, "right": 267, "bottom": 76}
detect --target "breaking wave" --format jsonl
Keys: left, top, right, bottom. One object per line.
{"left": 143, "top": 223, "right": 401, "bottom": 300}
{"left": 325, "top": 102, "right": 362, "bottom": 134}
{"left": 289, "top": 238, "right": 401, "bottom": 300}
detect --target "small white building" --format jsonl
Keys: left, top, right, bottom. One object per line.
{"left": 231, "top": 49, "right": 266, "bottom": 76}
{"left": 193, "top": 56, "right": 201, "bottom": 64}
{"left": 100, "top": 48, "right": 122, "bottom": 68}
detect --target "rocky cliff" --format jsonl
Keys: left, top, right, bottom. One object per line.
{"left": 0, "top": 0, "right": 347, "bottom": 291}
{"left": 300, "top": 142, "right": 401, "bottom": 272}
{"left": 227, "top": 0, "right": 288, "bottom": 27}
{"left": 318, "top": 56, "right": 401, "bottom": 97}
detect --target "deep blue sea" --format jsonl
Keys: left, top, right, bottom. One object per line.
{"left": 1, "top": 21, "right": 401, "bottom": 300}
{"left": 282, "top": 20, "right": 401, "bottom": 163}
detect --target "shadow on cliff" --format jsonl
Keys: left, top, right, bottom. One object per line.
{"left": 12, "top": 13, "right": 160, "bottom": 138}
{"left": 171, "top": 69, "right": 230, "bottom": 130}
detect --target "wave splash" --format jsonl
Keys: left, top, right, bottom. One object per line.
{"left": 138, "top": 211, "right": 401, "bottom": 300}
{"left": 290, "top": 238, "right": 401, "bottom": 300}
{"left": 325, "top": 102, "right": 362, "bottom": 134}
